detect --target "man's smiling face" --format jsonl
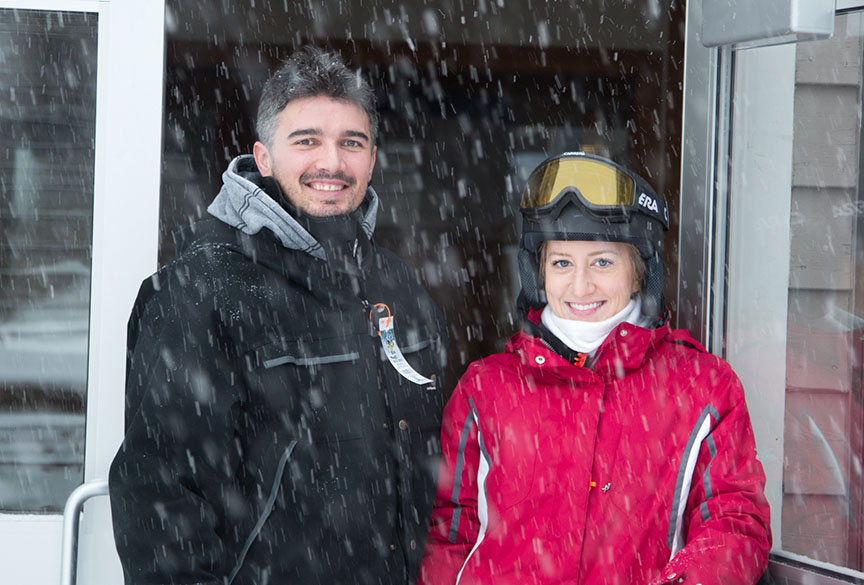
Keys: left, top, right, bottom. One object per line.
{"left": 253, "top": 96, "right": 377, "bottom": 217}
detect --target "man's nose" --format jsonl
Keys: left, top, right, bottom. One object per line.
{"left": 315, "top": 142, "right": 343, "bottom": 171}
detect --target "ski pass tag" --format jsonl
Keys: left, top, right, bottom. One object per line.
{"left": 372, "top": 304, "right": 436, "bottom": 388}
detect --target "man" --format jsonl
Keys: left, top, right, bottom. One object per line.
{"left": 109, "top": 46, "right": 448, "bottom": 585}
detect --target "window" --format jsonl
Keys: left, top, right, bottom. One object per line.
{"left": 782, "top": 11, "right": 864, "bottom": 570}
{"left": 159, "top": 0, "right": 686, "bottom": 390}
{"left": 0, "top": 9, "right": 97, "bottom": 512}
{"left": 724, "top": 8, "right": 864, "bottom": 580}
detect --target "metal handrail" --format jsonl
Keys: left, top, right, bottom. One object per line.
{"left": 60, "top": 479, "right": 110, "bottom": 585}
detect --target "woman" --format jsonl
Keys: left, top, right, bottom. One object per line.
{"left": 419, "top": 153, "right": 771, "bottom": 585}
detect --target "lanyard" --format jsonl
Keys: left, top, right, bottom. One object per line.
{"left": 370, "top": 303, "right": 436, "bottom": 389}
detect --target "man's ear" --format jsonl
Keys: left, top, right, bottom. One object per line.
{"left": 253, "top": 141, "right": 272, "bottom": 176}
{"left": 367, "top": 145, "right": 377, "bottom": 182}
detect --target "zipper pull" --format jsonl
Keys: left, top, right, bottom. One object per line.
{"left": 361, "top": 299, "right": 374, "bottom": 335}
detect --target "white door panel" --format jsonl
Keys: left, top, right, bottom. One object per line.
{"left": 0, "top": 1, "right": 163, "bottom": 583}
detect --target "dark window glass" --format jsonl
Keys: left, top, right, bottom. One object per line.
{"left": 160, "top": 1, "right": 684, "bottom": 390}
{"left": 0, "top": 9, "right": 97, "bottom": 512}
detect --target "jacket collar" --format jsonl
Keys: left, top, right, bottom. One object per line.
{"left": 172, "top": 218, "right": 373, "bottom": 308}
{"left": 206, "top": 154, "right": 379, "bottom": 260}
{"left": 510, "top": 306, "right": 672, "bottom": 377}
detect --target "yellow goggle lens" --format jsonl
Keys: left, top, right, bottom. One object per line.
{"left": 521, "top": 158, "right": 636, "bottom": 209}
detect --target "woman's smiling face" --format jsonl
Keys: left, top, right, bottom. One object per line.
{"left": 542, "top": 240, "right": 640, "bottom": 322}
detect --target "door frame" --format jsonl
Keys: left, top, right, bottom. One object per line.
{"left": 0, "top": 1, "right": 164, "bottom": 583}
{"left": 680, "top": 0, "right": 864, "bottom": 583}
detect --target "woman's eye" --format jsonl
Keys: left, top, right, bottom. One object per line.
{"left": 552, "top": 259, "right": 570, "bottom": 268}
{"left": 594, "top": 258, "right": 612, "bottom": 267}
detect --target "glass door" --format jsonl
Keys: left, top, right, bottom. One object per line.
{"left": 0, "top": 7, "right": 95, "bottom": 516}
{"left": 700, "top": 2, "right": 864, "bottom": 582}
{"left": 158, "top": 0, "right": 686, "bottom": 389}
{"left": 0, "top": 1, "right": 164, "bottom": 584}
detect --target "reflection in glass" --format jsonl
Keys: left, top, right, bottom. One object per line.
{"left": 160, "top": 0, "right": 685, "bottom": 389}
{"left": 785, "top": 11, "right": 864, "bottom": 572}
{"left": 0, "top": 10, "right": 97, "bottom": 512}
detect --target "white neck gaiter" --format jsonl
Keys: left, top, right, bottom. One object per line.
{"left": 540, "top": 297, "right": 642, "bottom": 355}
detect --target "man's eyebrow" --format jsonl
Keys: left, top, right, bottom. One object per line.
{"left": 343, "top": 130, "right": 370, "bottom": 141}
{"left": 287, "top": 128, "right": 322, "bottom": 138}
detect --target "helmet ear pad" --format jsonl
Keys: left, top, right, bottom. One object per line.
{"left": 641, "top": 251, "right": 666, "bottom": 320}
{"left": 518, "top": 245, "right": 546, "bottom": 310}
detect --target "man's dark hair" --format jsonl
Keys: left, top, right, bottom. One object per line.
{"left": 256, "top": 46, "right": 379, "bottom": 148}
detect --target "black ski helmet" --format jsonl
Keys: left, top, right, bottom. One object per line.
{"left": 517, "top": 152, "right": 669, "bottom": 322}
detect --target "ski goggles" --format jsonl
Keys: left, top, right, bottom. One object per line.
{"left": 520, "top": 153, "right": 669, "bottom": 229}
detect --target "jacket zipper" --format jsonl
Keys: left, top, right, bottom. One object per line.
{"left": 536, "top": 337, "right": 604, "bottom": 370}
{"left": 361, "top": 295, "right": 408, "bottom": 578}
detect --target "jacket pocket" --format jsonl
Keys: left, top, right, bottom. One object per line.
{"left": 379, "top": 335, "right": 445, "bottom": 439}
{"left": 227, "top": 440, "right": 297, "bottom": 585}
{"left": 377, "top": 334, "right": 444, "bottom": 392}
{"left": 378, "top": 335, "right": 442, "bottom": 367}
{"left": 261, "top": 350, "right": 360, "bottom": 369}
{"left": 250, "top": 337, "right": 372, "bottom": 443}
{"left": 483, "top": 405, "right": 539, "bottom": 511}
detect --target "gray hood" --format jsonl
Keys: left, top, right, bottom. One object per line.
{"left": 207, "top": 154, "right": 379, "bottom": 261}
